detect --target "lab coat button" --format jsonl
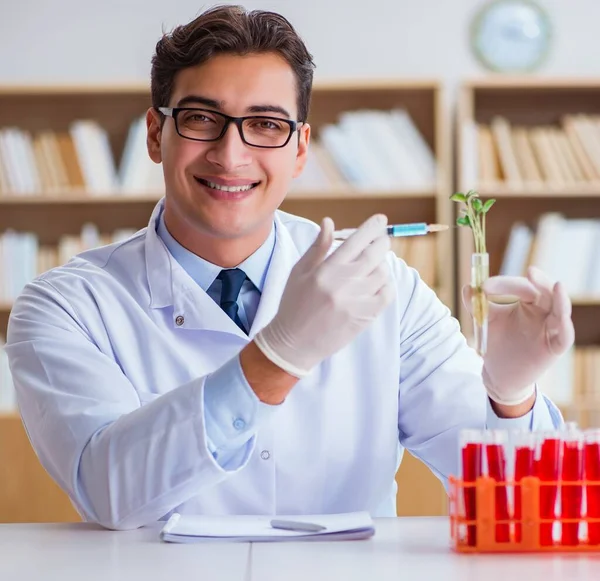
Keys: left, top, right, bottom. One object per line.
{"left": 175, "top": 315, "right": 185, "bottom": 326}
{"left": 260, "top": 450, "right": 270, "bottom": 460}
{"left": 233, "top": 418, "right": 246, "bottom": 430}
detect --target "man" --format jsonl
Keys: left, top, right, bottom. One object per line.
{"left": 6, "top": 5, "right": 573, "bottom": 530}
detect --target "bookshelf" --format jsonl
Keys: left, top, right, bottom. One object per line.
{"left": 0, "top": 80, "right": 451, "bottom": 521}
{"left": 456, "top": 78, "right": 600, "bottom": 428}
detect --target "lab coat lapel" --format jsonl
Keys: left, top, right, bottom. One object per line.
{"left": 173, "top": 273, "right": 248, "bottom": 339}
{"left": 249, "top": 217, "right": 302, "bottom": 338}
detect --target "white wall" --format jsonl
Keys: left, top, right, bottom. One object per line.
{"left": 1, "top": 0, "right": 599, "bottom": 86}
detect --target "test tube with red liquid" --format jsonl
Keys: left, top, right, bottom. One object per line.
{"left": 585, "top": 429, "right": 600, "bottom": 545}
{"left": 561, "top": 426, "right": 583, "bottom": 546}
{"left": 460, "top": 429, "right": 483, "bottom": 547}
{"left": 485, "top": 429, "right": 510, "bottom": 542}
{"left": 513, "top": 430, "right": 536, "bottom": 543}
{"left": 537, "top": 430, "right": 561, "bottom": 546}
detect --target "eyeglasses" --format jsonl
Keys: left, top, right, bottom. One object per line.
{"left": 158, "top": 107, "right": 303, "bottom": 149}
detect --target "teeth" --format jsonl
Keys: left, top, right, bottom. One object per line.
{"left": 201, "top": 179, "right": 255, "bottom": 192}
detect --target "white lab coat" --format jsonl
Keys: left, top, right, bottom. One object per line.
{"left": 5, "top": 199, "right": 559, "bottom": 530}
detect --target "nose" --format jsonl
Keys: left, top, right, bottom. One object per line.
{"left": 205, "top": 122, "right": 252, "bottom": 171}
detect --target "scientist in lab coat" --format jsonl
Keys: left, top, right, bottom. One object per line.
{"left": 5, "top": 5, "right": 574, "bottom": 531}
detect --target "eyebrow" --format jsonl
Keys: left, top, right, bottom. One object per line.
{"left": 176, "top": 95, "right": 292, "bottom": 119}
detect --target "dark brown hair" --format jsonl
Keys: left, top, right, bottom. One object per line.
{"left": 151, "top": 4, "right": 315, "bottom": 121}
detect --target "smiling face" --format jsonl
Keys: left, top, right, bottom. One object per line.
{"left": 147, "top": 51, "right": 311, "bottom": 264}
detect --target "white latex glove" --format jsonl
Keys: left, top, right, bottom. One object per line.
{"left": 462, "top": 266, "right": 575, "bottom": 406}
{"left": 254, "top": 214, "right": 395, "bottom": 378}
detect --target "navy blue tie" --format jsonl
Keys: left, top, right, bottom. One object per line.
{"left": 217, "top": 269, "right": 247, "bottom": 333}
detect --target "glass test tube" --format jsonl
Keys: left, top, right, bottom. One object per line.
{"left": 584, "top": 429, "right": 600, "bottom": 545}
{"left": 537, "top": 430, "right": 561, "bottom": 546}
{"left": 471, "top": 253, "right": 489, "bottom": 357}
{"left": 460, "top": 429, "right": 483, "bottom": 547}
{"left": 513, "top": 430, "right": 536, "bottom": 543}
{"left": 561, "top": 425, "right": 584, "bottom": 546}
{"left": 485, "top": 429, "right": 510, "bottom": 542}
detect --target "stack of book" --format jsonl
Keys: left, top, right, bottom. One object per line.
{"left": 500, "top": 213, "right": 600, "bottom": 299}
{"left": 291, "top": 108, "right": 437, "bottom": 192}
{"left": 0, "top": 225, "right": 137, "bottom": 301}
{"left": 463, "top": 114, "right": 600, "bottom": 190}
{"left": 0, "top": 107, "right": 436, "bottom": 198}
{"left": 0, "top": 116, "right": 164, "bottom": 196}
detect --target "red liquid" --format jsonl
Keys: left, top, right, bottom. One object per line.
{"left": 585, "top": 442, "right": 600, "bottom": 545}
{"left": 561, "top": 441, "right": 583, "bottom": 546}
{"left": 462, "top": 443, "right": 482, "bottom": 547}
{"left": 538, "top": 438, "right": 560, "bottom": 546}
{"left": 486, "top": 443, "right": 510, "bottom": 542}
{"left": 514, "top": 446, "right": 534, "bottom": 542}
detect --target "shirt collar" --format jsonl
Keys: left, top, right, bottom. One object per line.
{"left": 156, "top": 204, "right": 275, "bottom": 293}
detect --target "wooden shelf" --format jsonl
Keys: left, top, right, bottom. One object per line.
{"left": 287, "top": 188, "right": 437, "bottom": 200}
{"left": 462, "top": 77, "right": 600, "bottom": 90}
{"left": 475, "top": 186, "right": 600, "bottom": 198}
{"left": 456, "top": 79, "right": 600, "bottom": 347}
{"left": 572, "top": 298, "right": 600, "bottom": 307}
{"left": 0, "top": 80, "right": 452, "bottom": 523}
{"left": 0, "top": 188, "right": 437, "bottom": 205}
{"left": 0, "top": 194, "right": 162, "bottom": 205}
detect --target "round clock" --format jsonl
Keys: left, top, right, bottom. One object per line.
{"left": 470, "top": 0, "right": 552, "bottom": 73}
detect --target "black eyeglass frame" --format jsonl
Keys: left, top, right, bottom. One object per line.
{"left": 157, "top": 106, "right": 304, "bottom": 149}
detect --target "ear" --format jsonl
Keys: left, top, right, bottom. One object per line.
{"left": 146, "top": 107, "right": 163, "bottom": 164}
{"left": 292, "top": 123, "right": 311, "bottom": 178}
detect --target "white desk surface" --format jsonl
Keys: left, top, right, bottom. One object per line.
{"left": 0, "top": 522, "right": 250, "bottom": 581}
{"left": 1, "top": 517, "right": 599, "bottom": 581}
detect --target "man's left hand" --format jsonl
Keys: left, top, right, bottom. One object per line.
{"left": 462, "top": 266, "right": 575, "bottom": 407}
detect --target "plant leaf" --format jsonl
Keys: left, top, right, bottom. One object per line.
{"left": 456, "top": 215, "right": 471, "bottom": 227}
{"left": 471, "top": 198, "right": 483, "bottom": 212}
{"left": 450, "top": 192, "right": 467, "bottom": 202}
{"left": 483, "top": 199, "right": 496, "bottom": 213}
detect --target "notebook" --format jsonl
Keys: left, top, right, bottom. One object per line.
{"left": 159, "top": 511, "right": 375, "bottom": 543}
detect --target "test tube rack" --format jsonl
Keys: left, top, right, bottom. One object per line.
{"left": 449, "top": 475, "right": 600, "bottom": 553}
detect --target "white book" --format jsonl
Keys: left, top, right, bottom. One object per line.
{"left": 560, "top": 219, "right": 598, "bottom": 298}
{"left": 0, "top": 129, "right": 25, "bottom": 193}
{"left": 529, "top": 213, "right": 565, "bottom": 284}
{"left": 319, "top": 124, "right": 369, "bottom": 188}
{"left": 160, "top": 511, "right": 375, "bottom": 543}
{"left": 71, "top": 120, "right": 118, "bottom": 194}
{"left": 338, "top": 111, "right": 397, "bottom": 189}
{"left": 390, "top": 109, "right": 436, "bottom": 183}
{"left": 2, "top": 230, "right": 16, "bottom": 299}
{"left": 0, "top": 337, "right": 16, "bottom": 412}
{"left": 586, "top": 223, "right": 600, "bottom": 297}
{"left": 461, "top": 119, "right": 478, "bottom": 189}
{"left": 19, "top": 130, "right": 41, "bottom": 193}
{"left": 363, "top": 110, "right": 427, "bottom": 188}
{"left": 499, "top": 222, "right": 533, "bottom": 277}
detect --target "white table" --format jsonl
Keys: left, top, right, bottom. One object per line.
{"left": 253, "top": 517, "right": 600, "bottom": 580}
{"left": 1, "top": 518, "right": 599, "bottom": 580}
{"left": 0, "top": 522, "right": 250, "bottom": 581}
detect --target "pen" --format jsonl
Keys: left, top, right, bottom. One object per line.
{"left": 333, "top": 222, "right": 449, "bottom": 240}
{"left": 270, "top": 519, "right": 327, "bottom": 532}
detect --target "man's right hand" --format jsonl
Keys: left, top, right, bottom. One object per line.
{"left": 253, "top": 214, "right": 395, "bottom": 379}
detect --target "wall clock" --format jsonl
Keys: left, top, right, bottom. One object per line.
{"left": 471, "top": 0, "right": 552, "bottom": 72}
